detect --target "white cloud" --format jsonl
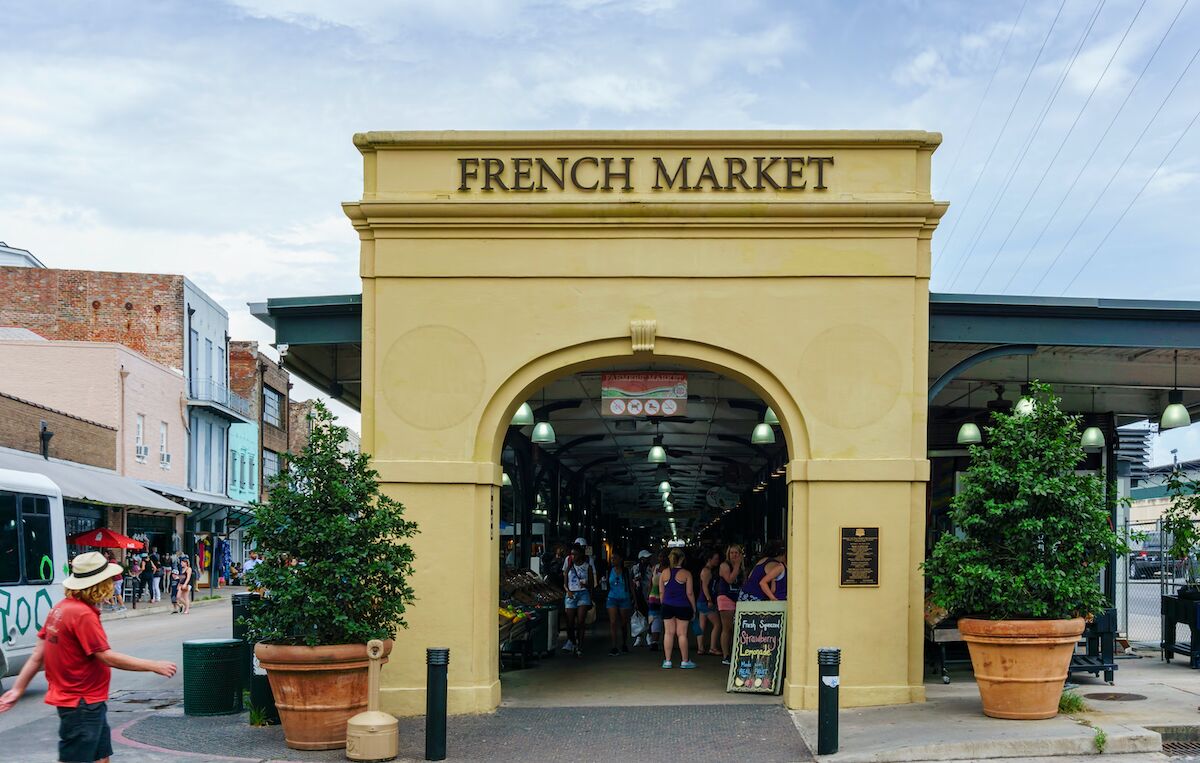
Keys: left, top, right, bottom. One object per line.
{"left": 893, "top": 48, "right": 949, "bottom": 88}
{"left": 1144, "top": 163, "right": 1200, "bottom": 197}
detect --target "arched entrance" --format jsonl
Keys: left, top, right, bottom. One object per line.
{"left": 346, "top": 130, "right": 945, "bottom": 716}
{"left": 487, "top": 354, "right": 799, "bottom": 706}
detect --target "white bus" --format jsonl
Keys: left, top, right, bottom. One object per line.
{"left": 1, "top": 469, "right": 67, "bottom": 687}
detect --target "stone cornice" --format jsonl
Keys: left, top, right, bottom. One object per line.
{"left": 353, "top": 130, "right": 944, "bottom": 151}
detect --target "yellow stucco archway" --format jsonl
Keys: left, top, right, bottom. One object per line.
{"left": 346, "top": 130, "right": 945, "bottom": 716}
{"left": 478, "top": 337, "right": 811, "bottom": 465}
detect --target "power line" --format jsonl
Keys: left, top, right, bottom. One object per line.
{"left": 1029, "top": 41, "right": 1200, "bottom": 293}
{"left": 1058, "top": 104, "right": 1200, "bottom": 294}
{"left": 971, "top": 0, "right": 1147, "bottom": 292}
{"left": 933, "top": 0, "right": 1068, "bottom": 274}
{"left": 1000, "top": 0, "right": 1189, "bottom": 293}
{"left": 935, "top": 0, "right": 1029, "bottom": 210}
{"left": 946, "top": 0, "right": 1107, "bottom": 290}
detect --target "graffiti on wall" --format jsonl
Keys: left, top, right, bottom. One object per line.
{"left": 1, "top": 557, "right": 60, "bottom": 644}
{"left": 0, "top": 588, "right": 54, "bottom": 644}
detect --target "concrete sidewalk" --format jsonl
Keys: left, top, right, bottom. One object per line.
{"left": 100, "top": 586, "right": 246, "bottom": 622}
{"left": 792, "top": 648, "right": 1200, "bottom": 761}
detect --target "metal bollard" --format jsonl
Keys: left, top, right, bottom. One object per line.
{"left": 425, "top": 648, "right": 450, "bottom": 761}
{"left": 817, "top": 647, "right": 840, "bottom": 756}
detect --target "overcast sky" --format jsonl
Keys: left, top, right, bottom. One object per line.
{"left": 2, "top": 0, "right": 1198, "bottom": 463}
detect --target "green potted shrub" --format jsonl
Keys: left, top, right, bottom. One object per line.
{"left": 245, "top": 402, "right": 417, "bottom": 750}
{"left": 924, "top": 382, "right": 1127, "bottom": 719}
{"left": 1162, "top": 468, "right": 1200, "bottom": 597}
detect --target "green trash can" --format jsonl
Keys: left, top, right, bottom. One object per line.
{"left": 183, "top": 639, "right": 245, "bottom": 716}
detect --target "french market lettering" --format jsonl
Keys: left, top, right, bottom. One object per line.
{"left": 457, "top": 155, "right": 833, "bottom": 192}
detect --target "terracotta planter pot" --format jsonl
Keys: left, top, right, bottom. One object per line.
{"left": 255, "top": 640, "right": 392, "bottom": 750}
{"left": 958, "top": 618, "right": 1083, "bottom": 720}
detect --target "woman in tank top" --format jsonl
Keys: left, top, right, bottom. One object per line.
{"left": 696, "top": 549, "right": 723, "bottom": 656}
{"left": 740, "top": 542, "right": 787, "bottom": 603}
{"left": 658, "top": 548, "right": 697, "bottom": 669}
{"left": 717, "top": 544, "right": 745, "bottom": 664}
{"left": 605, "top": 549, "right": 635, "bottom": 656}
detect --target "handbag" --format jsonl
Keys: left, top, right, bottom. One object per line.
{"left": 630, "top": 611, "right": 648, "bottom": 638}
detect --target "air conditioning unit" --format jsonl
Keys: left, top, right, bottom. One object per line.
{"left": 135, "top": 444, "right": 149, "bottom": 460}
{"left": 160, "top": 452, "right": 172, "bottom": 469}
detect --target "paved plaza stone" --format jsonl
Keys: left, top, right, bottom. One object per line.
{"left": 121, "top": 704, "right": 812, "bottom": 762}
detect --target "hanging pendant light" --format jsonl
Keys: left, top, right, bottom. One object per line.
{"left": 658, "top": 480, "right": 671, "bottom": 495}
{"left": 501, "top": 472, "right": 512, "bottom": 487}
{"left": 763, "top": 406, "right": 780, "bottom": 425}
{"left": 751, "top": 422, "right": 776, "bottom": 444}
{"left": 956, "top": 422, "right": 982, "bottom": 445}
{"left": 531, "top": 390, "right": 556, "bottom": 444}
{"left": 531, "top": 421, "right": 556, "bottom": 443}
{"left": 1015, "top": 383, "right": 1036, "bottom": 417}
{"left": 1014, "top": 358, "right": 1036, "bottom": 416}
{"left": 1162, "top": 351, "right": 1191, "bottom": 430}
{"left": 647, "top": 430, "right": 666, "bottom": 464}
{"left": 956, "top": 383, "right": 982, "bottom": 445}
{"left": 510, "top": 402, "right": 534, "bottom": 426}
{"left": 1081, "top": 387, "right": 1105, "bottom": 452}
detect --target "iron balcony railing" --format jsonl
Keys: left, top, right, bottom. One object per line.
{"left": 188, "top": 378, "right": 252, "bottom": 417}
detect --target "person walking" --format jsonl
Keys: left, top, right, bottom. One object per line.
{"left": 175, "top": 556, "right": 193, "bottom": 614}
{"left": 646, "top": 549, "right": 668, "bottom": 651}
{"left": 696, "top": 549, "right": 722, "bottom": 656}
{"left": 128, "top": 555, "right": 143, "bottom": 607}
{"left": 104, "top": 553, "right": 125, "bottom": 612}
{"left": 659, "top": 548, "right": 697, "bottom": 669}
{"left": 630, "top": 550, "right": 653, "bottom": 647}
{"left": 168, "top": 554, "right": 180, "bottom": 608}
{"left": 138, "top": 555, "right": 154, "bottom": 606}
{"left": 740, "top": 543, "right": 787, "bottom": 602}
{"left": 561, "top": 544, "right": 595, "bottom": 656}
{"left": 716, "top": 543, "right": 745, "bottom": 664}
{"left": 149, "top": 553, "right": 163, "bottom": 603}
{"left": 242, "top": 550, "right": 261, "bottom": 589}
{"left": 604, "top": 550, "right": 635, "bottom": 656}
{"left": 0, "top": 551, "right": 177, "bottom": 763}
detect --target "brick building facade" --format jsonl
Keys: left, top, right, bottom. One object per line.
{"left": 0, "top": 392, "right": 116, "bottom": 469}
{"left": 0, "top": 267, "right": 186, "bottom": 371}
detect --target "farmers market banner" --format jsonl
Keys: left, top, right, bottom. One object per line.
{"left": 601, "top": 372, "right": 687, "bottom": 417}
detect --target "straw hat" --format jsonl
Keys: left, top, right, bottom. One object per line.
{"left": 64, "top": 551, "right": 124, "bottom": 590}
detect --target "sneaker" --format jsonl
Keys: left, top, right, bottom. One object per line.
{"left": 609, "top": 647, "right": 621, "bottom": 656}
{"left": 680, "top": 661, "right": 697, "bottom": 669}
{"left": 721, "top": 658, "right": 731, "bottom": 665}
{"left": 574, "top": 647, "right": 583, "bottom": 657}
{"left": 661, "top": 660, "right": 673, "bottom": 669}
{"left": 563, "top": 640, "right": 575, "bottom": 652}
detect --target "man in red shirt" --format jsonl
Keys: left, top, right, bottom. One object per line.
{"left": 0, "top": 551, "right": 177, "bottom": 763}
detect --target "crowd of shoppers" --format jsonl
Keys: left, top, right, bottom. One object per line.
{"left": 544, "top": 538, "right": 787, "bottom": 670}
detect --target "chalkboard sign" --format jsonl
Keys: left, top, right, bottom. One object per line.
{"left": 840, "top": 526, "right": 879, "bottom": 587}
{"left": 726, "top": 601, "right": 787, "bottom": 695}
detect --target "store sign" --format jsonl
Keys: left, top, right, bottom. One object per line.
{"left": 727, "top": 601, "right": 786, "bottom": 695}
{"left": 601, "top": 372, "right": 687, "bottom": 417}
{"left": 457, "top": 155, "right": 833, "bottom": 193}
{"left": 840, "top": 526, "right": 880, "bottom": 587}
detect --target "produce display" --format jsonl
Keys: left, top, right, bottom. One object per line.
{"left": 500, "top": 568, "right": 563, "bottom": 606}
{"left": 498, "top": 569, "right": 561, "bottom": 668}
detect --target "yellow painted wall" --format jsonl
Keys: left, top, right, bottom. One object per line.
{"left": 345, "top": 131, "right": 946, "bottom": 715}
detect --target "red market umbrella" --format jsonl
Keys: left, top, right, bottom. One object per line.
{"left": 68, "top": 527, "right": 145, "bottom": 550}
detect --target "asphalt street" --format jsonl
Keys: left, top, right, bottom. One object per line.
{"left": 0, "top": 599, "right": 229, "bottom": 738}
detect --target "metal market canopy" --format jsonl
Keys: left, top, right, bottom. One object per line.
{"left": 254, "top": 292, "right": 1200, "bottom": 421}
{"left": 249, "top": 295, "right": 361, "bottom": 409}
{"left": 0, "top": 446, "right": 189, "bottom": 515}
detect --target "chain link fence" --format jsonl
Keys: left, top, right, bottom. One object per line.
{"left": 1118, "top": 518, "right": 1199, "bottom": 647}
